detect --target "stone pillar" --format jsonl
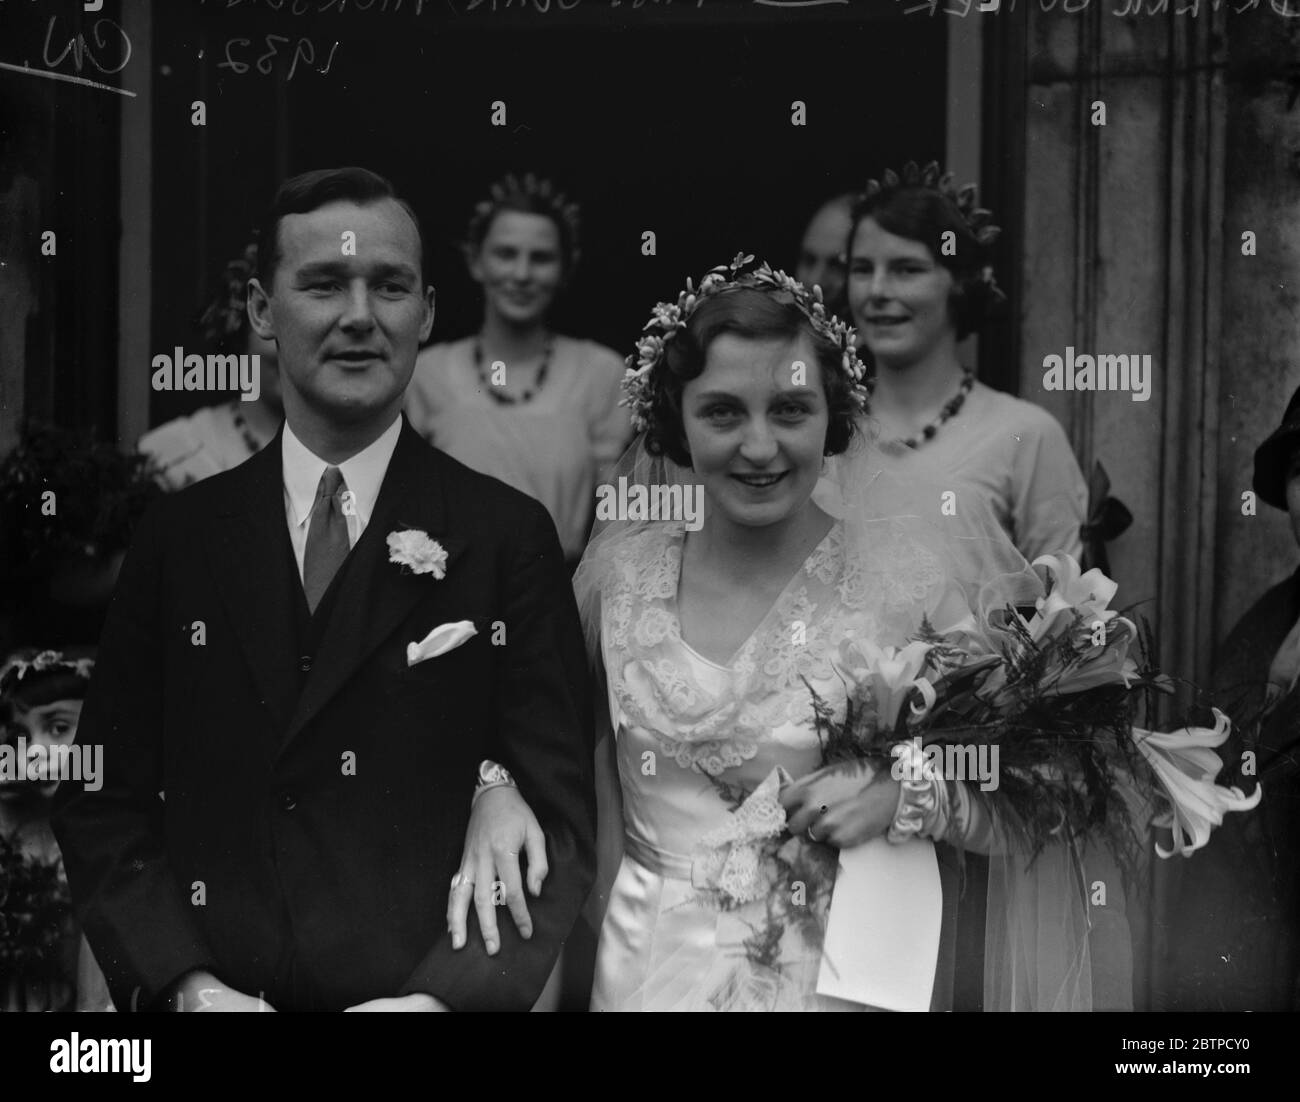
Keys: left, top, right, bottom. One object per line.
{"left": 1016, "top": 2, "right": 1232, "bottom": 1010}
{"left": 1020, "top": 4, "right": 1228, "bottom": 693}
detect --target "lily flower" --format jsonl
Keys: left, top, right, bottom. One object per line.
{"left": 1028, "top": 553, "right": 1123, "bottom": 643}
{"left": 1040, "top": 613, "right": 1140, "bottom": 696}
{"left": 1130, "top": 708, "right": 1262, "bottom": 858}
{"left": 840, "top": 638, "right": 936, "bottom": 730}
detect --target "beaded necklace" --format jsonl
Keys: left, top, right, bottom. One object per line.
{"left": 870, "top": 368, "right": 975, "bottom": 450}
{"left": 473, "top": 336, "right": 554, "bottom": 405}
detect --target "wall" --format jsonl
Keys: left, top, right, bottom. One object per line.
{"left": 1013, "top": 0, "right": 1300, "bottom": 1009}
{"left": 1214, "top": 10, "right": 1300, "bottom": 648}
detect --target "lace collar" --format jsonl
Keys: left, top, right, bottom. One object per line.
{"left": 601, "top": 518, "right": 942, "bottom": 775}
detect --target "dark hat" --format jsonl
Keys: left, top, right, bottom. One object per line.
{"left": 1253, "top": 384, "right": 1300, "bottom": 509}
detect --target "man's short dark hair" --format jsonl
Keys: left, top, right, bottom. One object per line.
{"left": 256, "top": 167, "right": 426, "bottom": 287}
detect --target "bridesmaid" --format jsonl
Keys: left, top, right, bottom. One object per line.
{"left": 844, "top": 164, "right": 1132, "bottom": 1008}
{"left": 844, "top": 163, "right": 1088, "bottom": 562}
{"left": 138, "top": 242, "right": 283, "bottom": 490}
{"left": 406, "top": 175, "right": 632, "bottom": 568}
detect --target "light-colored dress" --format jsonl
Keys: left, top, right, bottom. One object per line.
{"left": 138, "top": 402, "right": 273, "bottom": 491}
{"left": 861, "top": 381, "right": 1088, "bottom": 562}
{"left": 863, "top": 382, "right": 1131, "bottom": 1004}
{"left": 406, "top": 335, "right": 631, "bottom": 560}
{"left": 588, "top": 518, "right": 979, "bottom": 1012}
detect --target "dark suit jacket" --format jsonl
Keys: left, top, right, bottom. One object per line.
{"left": 1163, "top": 567, "right": 1300, "bottom": 1011}
{"left": 53, "top": 418, "right": 596, "bottom": 1011}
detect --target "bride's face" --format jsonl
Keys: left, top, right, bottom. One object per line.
{"left": 681, "top": 333, "right": 829, "bottom": 530}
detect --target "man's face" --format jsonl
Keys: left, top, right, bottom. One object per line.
{"left": 796, "top": 201, "right": 852, "bottom": 308}
{"left": 247, "top": 199, "right": 434, "bottom": 428}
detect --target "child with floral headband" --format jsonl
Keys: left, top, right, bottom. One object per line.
{"left": 0, "top": 649, "right": 110, "bottom": 1011}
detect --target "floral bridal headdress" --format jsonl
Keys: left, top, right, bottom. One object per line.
{"left": 619, "top": 253, "right": 871, "bottom": 433}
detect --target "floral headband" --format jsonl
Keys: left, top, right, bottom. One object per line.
{"left": 0, "top": 650, "right": 95, "bottom": 696}
{"left": 466, "top": 173, "right": 582, "bottom": 267}
{"left": 619, "top": 253, "right": 870, "bottom": 434}
{"left": 858, "top": 161, "right": 1006, "bottom": 308}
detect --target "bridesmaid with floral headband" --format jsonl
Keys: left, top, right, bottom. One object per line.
{"left": 844, "top": 163, "right": 1128, "bottom": 1007}
{"left": 406, "top": 174, "right": 632, "bottom": 568}
{"left": 844, "top": 162, "right": 1088, "bottom": 564}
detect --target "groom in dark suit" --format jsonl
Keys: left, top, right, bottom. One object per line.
{"left": 53, "top": 167, "right": 596, "bottom": 1011}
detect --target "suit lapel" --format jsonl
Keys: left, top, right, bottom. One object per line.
{"left": 203, "top": 433, "right": 302, "bottom": 734}
{"left": 280, "top": 421, "right": 466, "bottom": 752}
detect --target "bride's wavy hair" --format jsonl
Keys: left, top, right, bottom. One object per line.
{"left": 644, "top": 287, "right": 859, "bottom": 467}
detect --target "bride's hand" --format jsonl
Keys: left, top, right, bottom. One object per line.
{"left": 781, "top": 762, "right": 902, "bottom": 849}
{"left": 447, "top": 786, "right": 548, "bottom": 956}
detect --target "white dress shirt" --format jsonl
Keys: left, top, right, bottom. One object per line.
{"left": 282, "top": 415, "right": 403, "bottom": 582}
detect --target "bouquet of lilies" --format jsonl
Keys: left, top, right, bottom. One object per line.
{"left": 808, "top": 553, "right": 1261, "bottom": 864}
{"left": 688, "top": 553, "right": 1261, "bottom": 1000}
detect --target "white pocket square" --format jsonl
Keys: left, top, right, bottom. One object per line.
{"left": 406, "top": 620, "right": 477, "bottom": 667}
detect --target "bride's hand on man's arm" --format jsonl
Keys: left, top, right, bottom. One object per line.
{"left": 780, "top": 761, "right": 902, "bottom": 849}
{"left": 446, "top": 786, "right": 549, "bottom": 957}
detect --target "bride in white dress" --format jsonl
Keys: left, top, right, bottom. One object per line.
{"left": 573, "top": 260, "right": 1036, "bottom": 1012}
{"left": 447, "top": 260, "right": 1258, "bottom": 1010}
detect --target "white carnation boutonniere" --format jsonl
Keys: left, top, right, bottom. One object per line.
{"left": 386, "top": 529, "right": 448, "bottom": 579}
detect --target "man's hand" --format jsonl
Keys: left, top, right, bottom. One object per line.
{"left": 447, "top": 785, "right": 548, "bottom": 956}
{"left": 173, "top": 970, "right": 275, "bottom": 1012}
{"left": 781, "top": 761, "right": 900, "bottom": 850}
{"left": 344, "top": 994, "right": 447, "bottom": 1012}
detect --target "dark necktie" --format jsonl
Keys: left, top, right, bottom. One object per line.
{"left": 303, "top": 466, "right": 350, "bottom": 614}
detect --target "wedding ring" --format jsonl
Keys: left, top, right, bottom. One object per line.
{"left": 450, "top": 872, "right": 474, "bottom": 890}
